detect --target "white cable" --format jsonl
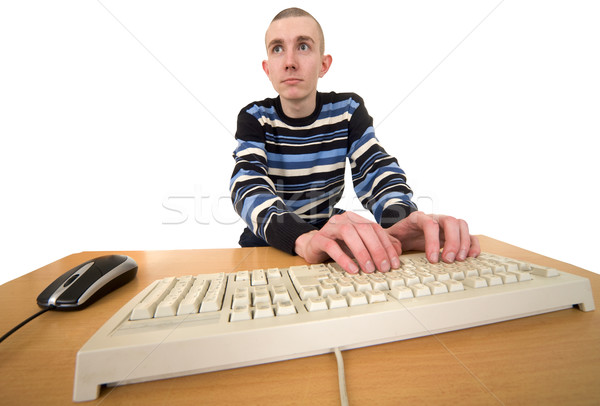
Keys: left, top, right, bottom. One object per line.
{"left": 334, "top": 347, "right": 349, "bottom": 406}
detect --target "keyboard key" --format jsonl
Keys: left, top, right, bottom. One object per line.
{"left": 446, "top": 270, "right": 465, "bottom": 281}
{"left": 266, "top": 268, "right": 281, "bottom": 280}
{"left": 305, "top": 297, "right": 328, "bottom": 312}
{"left": 275, "top": 301, "right": 296, "bottom": 316}
{"left": 318, "top": 283, "right": 337, "bottom": 297}
{"left": 531, "top": 267, "right": 560, "bottom": 277}
{"left": 390, "top": 286, "right": 413, "bottom": 299}
{"left": 336, "top": 281, "right": 355, "bottom": 295}
{"left": 410, "top": 283, "right": 431, "bottom": 297}
{"left": 177, "top": 279, "right": 210, "bottom": 315}
{"left": 477, "top": 264, "right": 493, "bottom": 275}
{"left": 347, "top": 292, "right": 368, "bottom": 307}
{"left": 232, "top": 291, "right": 250, "bottom": 308}
{"left": 416, "top": 272, "right": 435, "bottom": 283}
{"left": 385, "top": 274, "right": 406, "bottom": 287}
{"left": 293, "top": 276, "right": 321, "bottom": 288}
{"left": 230, "top": 305, "right": 251, "bottom": 321}
{"left": 463, "top": 277, "right": 488, "bottom": 289}
{"left": 426, "top": 281, "right": 449, "bottom": 295}
{"left": 402, "top": 275, "right": 421, "bottom": 286}
{"left": 253, "top": 302, "right": 274, "bottom": 319}
{"left": 309, "top": 264, "right": 331, "bottom": 275}
{"left": 352, "top": 278, "right": 372, "bottom": 292}
{"left": 369, "top": 277, "right": 389, "bottom": 291}
{"left": 130, "top": 277, "right": 177, "bottom": 320}
{"left": 495, "top": 272, "right": 518, "bottom": 284}
{"left": 252, "top": 288, "right": 271, "bottom": 305}
{"left": 462, "top": 268, "right": 480, "bottom": 278}
{"left": 154, "top": 277, "right": 192, "bottom": 318}
{"left": 481, "top": 274, "right": 503, "bottom": 287}
{"left": 271, "top": 285, "right": 291, "bottom": 303}
{"left": 517, "top": 262, "right": 532, "bottom": 271}
{"left": 365, "top": 290, "right": 387, "bottom": 303}
{"left": 509, "top": 270, "right": 532, "bottom": 282}
{"left": 299, "top": 286, "right": 319, "bottom": 300}
{"left": 484, "top": 261, "right": 506, "bottom": 273}
{"left": 251, "top": 269, "right": 267, "bottom": 286}
{"left": 505, "top": 262, "right": 520, "bottom": 272}
{"left": 200, "top": 292, "right": 222, "bottom": 312}
{"left": 430, "top": 271, "right": 450, "bottom": 282}
{"left": 200, "top": 275, "right": 227, "bottom": 313}
{"left": 442, "top": 279, "right": 464, "bottom": 292}
{"left": 327, "top": 294, "right": 348, "bottom": 309}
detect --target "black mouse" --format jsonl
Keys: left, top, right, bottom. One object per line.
{"left": 37, "top": 255, "right": 138, "bottom": 310}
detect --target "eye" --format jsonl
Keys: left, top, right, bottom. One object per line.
{"left": 272, "top": 45, "right": 283, "bottom": 54}
{"left": 299, "top": 43, "right": 310, "bottom": 51}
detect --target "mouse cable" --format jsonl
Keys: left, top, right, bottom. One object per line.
{"left": 334, "top": 347, "right": 349, "bottom": 406}
{"left": 0, "top": 306, "right": 54, "bottom": 344}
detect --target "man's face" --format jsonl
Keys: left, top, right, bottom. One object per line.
{"left": 263, "top": 16, "right": 330, "bottom": 108}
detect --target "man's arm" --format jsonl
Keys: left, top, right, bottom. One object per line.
{"left": 294, "top": 95, "right": 479, "bottom": 272}
{"left": 230, "top": 109, "right": 318, "bottom": 253}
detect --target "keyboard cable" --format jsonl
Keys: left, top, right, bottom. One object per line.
{"left": 334, "top": 347, "right": 349, "bottom": 406}
{"left": 0, "top": 306, "right": 54, "bottom": 344}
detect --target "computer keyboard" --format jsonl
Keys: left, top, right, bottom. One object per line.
{"left": 73, "top": 252, "right": 595, "bottom": 401}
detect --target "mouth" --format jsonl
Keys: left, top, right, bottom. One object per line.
{"left": 282, "top": 78, "right": 302, "bottom": 85}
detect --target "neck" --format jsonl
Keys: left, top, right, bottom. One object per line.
{"left": 280, "top": 91, "right": 317, "bottom": 119}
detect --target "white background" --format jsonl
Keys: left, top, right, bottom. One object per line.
{"left": 1, "top": 0, "right": 598, "bottom": 285}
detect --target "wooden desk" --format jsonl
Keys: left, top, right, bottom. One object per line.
{"left": 1, "top": 236, "right": 598, "bottom": 405}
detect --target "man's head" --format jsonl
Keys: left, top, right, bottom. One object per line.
{"left": 267, "top": 8, "right": 325, "bottom": 55}
{"left": 262, "top": 8, "right": 332, "bottom": 118}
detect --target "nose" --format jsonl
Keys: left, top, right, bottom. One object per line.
{"left": 285, "top": 50, "right": 297, "bottom": 71}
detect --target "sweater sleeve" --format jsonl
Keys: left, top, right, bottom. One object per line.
{"left": 229, "top": 108, "right": 317, "bottom": 254}
{"left": 346, "top": 95, "right": 418, "bottom": 227}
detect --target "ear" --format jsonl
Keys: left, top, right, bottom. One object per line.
{"left": 262, "top": 60, "right": 270, "bottom": 78}
{"left": 319, "top": 54, "right": 333, "bottom": 78}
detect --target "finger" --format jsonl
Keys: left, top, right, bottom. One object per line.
{"left": 387, "top": 234, "right": 403, "bottom": 263}
{"left": 416, "top": 213, "right": 441, "bottom": 263}
{"left": 335, "top": 223, "right": 377, "bottom": 273}
{"left": 321, "top": 219, "right": 375, "bottom": 273}
{"left": 369, "top": 224, "right": 402, "bottom": 271}
{"left": 438, "top": 215, "right": 461, "bottom": 263}
{"left": 345, "top": 212, "right": 399, "bottom": 271}
{"left": 468, "top": 235, "right": 481, "bottom": 258}
{"left": 349, "top": 222, "right": 390, "bottom": 272}
{"left": 456, "top": 219, "right": 472, "bottom": 261}
{"left": 311, "top": 233, "right": 359, "bottom": 274}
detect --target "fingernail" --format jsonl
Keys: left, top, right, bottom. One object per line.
{"left": 445, "top": 252, "right": 456, "bottom": 263}
{"left": 457, "top": 249, "right": 467, "bottom": 261}
{"left": 391, "top": 256, "right": 400, "bottom": 269}
{"left": 348, "top": 263, "right": 359, "bottom": 274}
{"left": 429, "top": 252, "right": 439, "bottom": 263}
{"left": 365, "top": 260, "right": 375, "bottom": 273}
{"left": 380, "top": 259, "right": 390, "bottom": 272}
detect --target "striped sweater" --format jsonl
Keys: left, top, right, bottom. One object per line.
{"left": 229, "top": 91, "right": 417, "bottom": 254}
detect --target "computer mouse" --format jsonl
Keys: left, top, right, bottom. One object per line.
{"left": 37, "top": 255, "right": 138, "bottom": 310}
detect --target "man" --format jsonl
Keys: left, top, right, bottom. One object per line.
{"left": 230, "top": 8, "right": 480, "bottom": 274}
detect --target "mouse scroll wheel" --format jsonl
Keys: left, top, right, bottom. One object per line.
{"left": 63, "top": 274, "right": 80, "bottom": 288}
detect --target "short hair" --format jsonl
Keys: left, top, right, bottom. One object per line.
{"left": 269, "top": 7, "right": 325, "bottom": 55}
